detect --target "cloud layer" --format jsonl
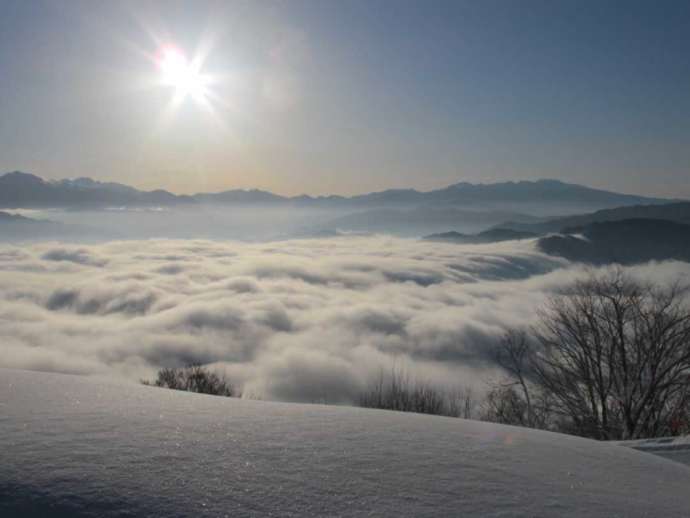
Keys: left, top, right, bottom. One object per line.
{"left": 1, "top": 237, "right": 688, "bottom": 403}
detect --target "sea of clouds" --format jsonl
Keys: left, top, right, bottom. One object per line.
{"left": 1, "top": 236, "right": 689, "bottom": 403}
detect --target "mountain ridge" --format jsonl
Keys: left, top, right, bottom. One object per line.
{"left": 0, "top": 171, "right": 679, "bottom": 211}
{"left": 423, "top": 228, "right": 538, "bottom": 244}
{"left": 496, "top": 201, "right": 690, "bottom": 234}
{"left": 537, "top": 218, "right": 690, "bottom": 264}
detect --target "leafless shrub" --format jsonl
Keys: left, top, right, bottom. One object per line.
{"left": 482, "top": 385, "right": 530, "bottom": 426}
{"left": 142, "top": 364, "right": 240, "bottom": 398}
{"left": 359, "top": 367, "right": 476, "bottom": 418}
{"left": 446, "top": 386, "right": 477, "bottom": 419}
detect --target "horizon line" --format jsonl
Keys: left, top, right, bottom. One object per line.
{"left": 1, "top": 170, "right": 678, "bottom": 202}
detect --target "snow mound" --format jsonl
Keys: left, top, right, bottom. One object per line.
{"left": 619, "top": 436, "right": 690, "bottom": 467}
{"left": 1, "top": 368, "right": 689, "bottom": 517}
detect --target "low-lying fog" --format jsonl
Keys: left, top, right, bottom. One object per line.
{"left": 2, "top": 236, "right": 688, "bottom": 403}
{"left": 14, "top": 206, "right": 355, "bottom": 241}
{"left": 9, "top": 204, "right": 542, "bottom": 241}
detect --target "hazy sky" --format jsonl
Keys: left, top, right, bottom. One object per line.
{"left": 1, "top": 0, "right": 689, "bottom": 197}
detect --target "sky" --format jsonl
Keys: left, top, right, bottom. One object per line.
{"left": 0, "top": 0, "right": 689, "bottom": 197}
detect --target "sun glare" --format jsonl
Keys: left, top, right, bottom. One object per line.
{"left": 157, "top": 46, "right": 211, "bottom": 105}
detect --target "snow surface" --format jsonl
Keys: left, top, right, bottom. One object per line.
{"left": 2, "top": 368, "right": 690, "bottom": 517}
{"left": 619, "top": 436, "right": 690, "bottom": 467}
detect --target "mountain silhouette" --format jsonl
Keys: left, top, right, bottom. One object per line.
{"left": 0, "top": 171, "right": 677, "bottom": 213}
{"left": 496, "top": 202, "right": 690, "bottom": 234}
{"left": 538, "top": 219, "right": 690, "bottom": 264}
{"left": 423, "top": 228, "right": 538, "bottom": 243}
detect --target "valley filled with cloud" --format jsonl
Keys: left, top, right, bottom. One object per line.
{"left": 2, "top": 236, "right": 688, "bottom": 403}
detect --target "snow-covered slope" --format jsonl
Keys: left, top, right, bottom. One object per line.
{"left": 619, "top": 436, "right": 690, "bottom": 467}
{"left": 2, "top": 368, "right": 690, "bottom": 517}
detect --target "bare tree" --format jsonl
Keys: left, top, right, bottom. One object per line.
{"left": 532, "top": 269, "right": 690, "bottom": 439}
{"left": 493, "top": 330, "right": 536, "bottom": 426}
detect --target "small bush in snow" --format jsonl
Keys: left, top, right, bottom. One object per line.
{"left": 143, "top": 364, "right": 240, "bottom": 398}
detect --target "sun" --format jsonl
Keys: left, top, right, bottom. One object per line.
{"left": 156, "top": 46, "right": 210, "bottom": 105}
{"left": 148, "top": 40, "right": 227, "bottom": 126}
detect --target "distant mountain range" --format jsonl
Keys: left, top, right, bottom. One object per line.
{"left": 0, "top": 172, "right": 196, "bottom": 209}
{"left": 420, "top": 200, "right": 690, "bottom": 265}
{"left": 496, "top": 202, "right": 690, "bottom": 234}
{"left": 0, "top": 171, "right": 677, "bottom": 213}
{"left": 421, "top": 217, "right": 690, "bottom": 265}
{"left": 2, "top": 171, "right": 688, "bottom": 245}
{"left": 537, "top": 219, "right": 690, "bottom": 265}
